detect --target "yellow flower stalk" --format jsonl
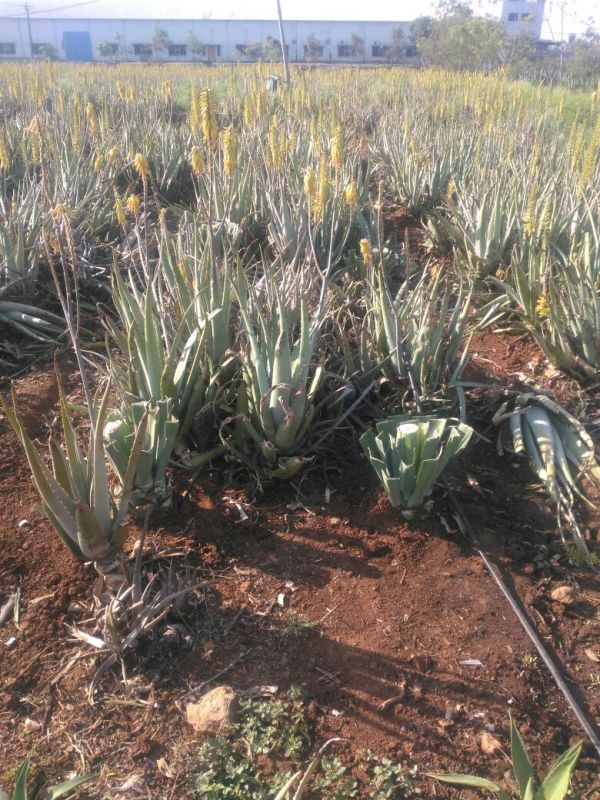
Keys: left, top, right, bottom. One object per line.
{"left": 330, "top": 130, "right": 343, "bottom": 171}
{"left": 134, "top": 152, "right": 150, "bottom": 179}
{"left": 304, "top": 166, "right": 317, "bottom": 201}
{"left": 268, "top": 117, "right": 281, "bottom": 170}
{"left": 0, "top": 129, "right": 9, "bottom": 171}
{"left": 85, "top": 102, "right": 99, "bottom": 140}
{"left": 316, "top": 159, "right": 330, "bottom": 216}
{"left": 191, "top": 144, "right": 204, "bottom": 177}
{"left": 359, "top": 238, "right": 372, "bottom": 265}
{"left": 108, "top": 145, "right": 119, "bottom": 166}
{"left": 126, "top": 194, "right": 141, "bottom": 218}
{"left": 446, "top": 178, "right": 457, "bottom": 204}
{"left": 94, "top": 154, "right": 104, "bottom": 172}
{"left": 536, "top": 295, "right": 550, "bottom": 320}
{"left": 222, "top": 128, "right": 237, "bottom": 177}
{"left": 345, "top": 181, "right": 359, "bottom": 207}
{"left": 114, "top": 195, "right": 126, "bottom": 226}
{"left": 200, "top": 88, "right": 218, "bottom": 147}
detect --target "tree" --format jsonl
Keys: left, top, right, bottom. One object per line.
{"left": 388, "top": 26, "right": 406, "bottom": 62}
{"left": 415, "top": 15, "right": 514, "bottom": 72}
{"left": 435, "top": 0, "right": 473, "bottom": 18}
{"left": 244, "top": 41, "right": 264, "bottom": 60}
{"left": 350, "top": 34, "right": 365, "bottom": 60}
{"left": 38, "top": 43, "right": 58, "bottom": 60}
{"left": 304, "top": 33, "right": 323, "bottom": 62}
{"left": 96, "top": 33, "right": 130, "bottom": 60}
{"left": 151, "top": 26, "right": 171, "bottom": 57}
{"left": 410, "top": 16, "right": 436, "bottom": 45}
{"left": 187, "top": 32, "right": 205, "bottom": 58}
{"left": 263, "top": 35, "right": 283, "bottom": 62}
{"left": 567, "top": 37, "right": 600, "bottom": 89}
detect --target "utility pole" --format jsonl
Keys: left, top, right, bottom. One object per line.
{"left": 559, "top": 0, "right": 566, "bottom": 78}
{"left": 275, "top": 0, "right": 290, "bottom": 88}
{"left": 24, "top": 3, "right": 34, "bottom": 60}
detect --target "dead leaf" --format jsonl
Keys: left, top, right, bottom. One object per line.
{"left": 156, "top": 758, "right": 174, "bottom": 779}
{"left": 23, "top": 718, "right": 41, "bottom": 733}
{"left": 378, "top": 683, "right": 406, "bottom": 711}
{"left": 551, "top": 586, "right": 576, "bottom": 606}
{"left": 481, "top": 731, "right": 502, "bottom": 755}
{"left": 585, "top": 648, "right": 600, "bottom": 663}
{"left": 244, "top": 685, "right": 278, "bottom": 698}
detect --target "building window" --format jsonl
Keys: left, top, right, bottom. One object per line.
{"left": 133, "top": 43, "right": 152, "bottom": 56}
{"left": 372, "top": 44, "right": 388, "bottom": 58}
{"left": 405, "top": 44, "right": 417, "bottom": 57}
{"left": 0, "top": 42, "right": 16, "bottom": 55}
{"left": 338, "top": 43, "right": 351, "bottom": 57}
{"left": 32, "top": 43, "right": 48, "bottom": 55}
{"left": 168, "top": 44, "right": 187, "bottom": 56}
{"left": 521, "top": 13, "right": 533, "bottom": 20}
{"left": 507, "top": 13, "right": 518, "bottom": 21}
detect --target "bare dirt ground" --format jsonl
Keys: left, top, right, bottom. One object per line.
{"left": 1, "top": 330, "right": 600, "bottom": 798}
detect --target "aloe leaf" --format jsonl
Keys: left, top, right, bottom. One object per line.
{"left": 510, "top": 715, "right": 536, "bottom": 799}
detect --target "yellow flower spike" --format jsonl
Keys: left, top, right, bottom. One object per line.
{"left": 345, "top": 181, "right": 359, "bottom": 207}
{"left": 359, "top": 239, "right": 372, "bottom": 266}
{"left": 94, "top": 155, "right": 104, "bottom": 172}
{"left": 536, "top": 295, "right": 550, "bottom": 320}
{"left": 190, "top": 87, "right": 200, "bottom": 139}
{"left": 10, "top": 200, "right": 17, "bottom": 216}
{"left": 114, "top": 195, "right": 126, "bottom": 226}
{"left": 0, "top": 129, "right": 9, "bottom": 171}
{"left": 304, "top": 166, "right": 317, "bottom": 201}
{"left": 134, "top": 152, "right": 150, "bottom": 179}
{"left": 330, "top": 129, "right": 343, "bottom": 171}
{"left": 200, "top": 88, "right": 218, "bottom": 147}
{"left": 222, "top": 128, "right": 237, "bottom": 177}
{"left": 126, "top": 194, "right": 141, "bottom": 218}
{"left": 85, "top": 102, "right": 99, "bottom": 140}
{"left": 316, "top": 159, "right": 330, "bottom": 217}
{"left": 495, "top": 267, "right": 507, "bottom": 281}
{"left": 108, "top": 146, "right": 118, "bottom": 166}
{"left": 191, "top": 145, "right": 204, "bottom": 177}
{"left": 446, "top": 178, "right": 457, "bottom": 204}
{"left": 52, "top": 203, "right": 69, "bottom": 220}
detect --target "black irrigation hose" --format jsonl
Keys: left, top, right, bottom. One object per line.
{"left": 445, "top": 479, "right": 600, "bottom": 760}
{"left": 393, "top": 323, "right": 600, "bottom": 758}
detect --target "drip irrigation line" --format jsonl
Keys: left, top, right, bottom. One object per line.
{"left": 392, "top": 325, "right": 600, "bottom": 758}
{"left": 445, "top": 480, "right": 600, "bottom": 760}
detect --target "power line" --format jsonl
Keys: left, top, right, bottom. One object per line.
{"left": 0, "top": 0, "right": 98, "bottom": 16}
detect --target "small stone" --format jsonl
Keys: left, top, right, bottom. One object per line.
{"left": 186, "top": 686, "right": 239, "bottom": 735}
{"left": 551, "top": 586, "right": 576, "bottom": 606}
{"left": 329, "top": 517, "right": 341, "bottom": 526}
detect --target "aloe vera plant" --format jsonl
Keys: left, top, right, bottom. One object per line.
{"left": 230, "top": 268, "right": 323, "bottom": 480}
{"left": 494, "top": 393, "right": 600, "bottom": 553}
{"left": 370, "top": 265, "right": 472, "bottom": 404}
{"left": 1, "top": 756, "right": 96, "bottom": 800}
{"left": 429, "top": 715, "right": 582, "bottom": 800}
{"left": 0, "top": 372, "right": 147, "bottom": 579}
{"left": 360, "top": 415, "right": 473, "bottom": 516}
{"left": 104, "top": 400, "right": 179, "bottom": 504}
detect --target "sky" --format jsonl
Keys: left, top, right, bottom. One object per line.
{"left": 0, "top": 0, "right": 597, "bottom": 38}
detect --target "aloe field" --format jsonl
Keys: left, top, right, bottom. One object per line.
{"left": 1, "top": 61, "right": 600, "bottom": 799}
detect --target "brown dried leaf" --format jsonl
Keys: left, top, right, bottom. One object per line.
{"left": 480, "top": 731, "right": 502, "bottom": 755}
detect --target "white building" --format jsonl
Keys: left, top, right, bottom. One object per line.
{"left": 0, "top": 8, "right": 546, "bottom": 63}
{"left": 0, "top": 18, "right": 415, "bottom": 62}
{"left": 501, "top": 0, "right": 545, "bottom": 40}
